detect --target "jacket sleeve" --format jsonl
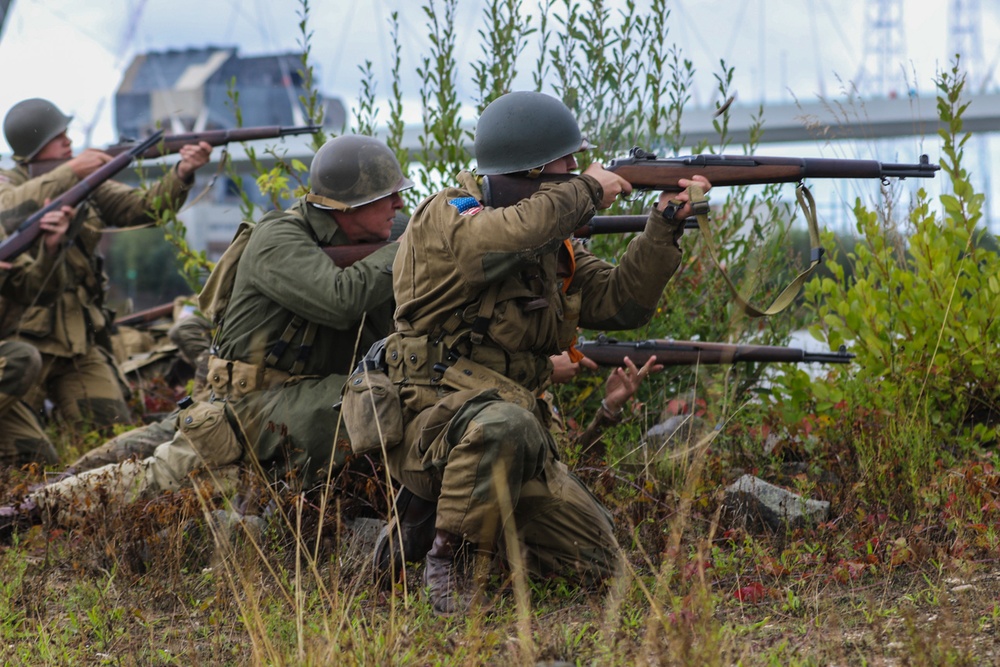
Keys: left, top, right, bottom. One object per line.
{"left": 245, "top": 220, "right": 399, "bottom": 330}
{"left": 573, "top": 206, "right": 687, "bottom": 330}
{"left": 89, "top": 165, "right": 193, "bottom": 229}
{"left": 0, "top": 165, "right": 78, "bottom": 235}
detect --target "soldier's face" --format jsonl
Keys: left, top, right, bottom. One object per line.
{"left": 541, "top": 153, "right": 578, "bottom": 174}
{"left": 33, "top": 132, "right": 72, "bottom": 162}
{"left": 335, "top": 192, "right": 404, "bottom": 242}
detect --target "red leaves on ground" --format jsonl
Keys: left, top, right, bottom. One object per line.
{"left": 733, "top": 582, "right": 769, "bottom": 603}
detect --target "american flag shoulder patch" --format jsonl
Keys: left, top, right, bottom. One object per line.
{"left": 448, "top": 196, "right": 483, "bottom": 215}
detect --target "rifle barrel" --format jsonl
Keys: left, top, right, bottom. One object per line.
{"left": 577, "top": 338, "right": 854, "bottom": 367}
{"left": 114, "top": 302, "right": 176, "bottom": 328}
{"left": 29, "top": 125, "right": 322, "bottom": 176}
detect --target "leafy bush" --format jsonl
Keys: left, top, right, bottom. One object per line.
{"left": 776, "top": 61, "right": 1000, "bottom": 493}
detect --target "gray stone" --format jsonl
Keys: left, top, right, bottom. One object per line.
{"left": 645, "top": 414, "right": 704, "bottom": 451}
{"left": 339, "top": 517, "right": 387, "bottom": 576}
{"left": 723, "top": 474, "right": 830, "bottom": 532}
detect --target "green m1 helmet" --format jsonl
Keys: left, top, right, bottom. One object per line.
{"left": 3, "top": 98, "right": 73, "bottom": 163}
{"left": 306, "top": 135, "right": 413, "bottom": 211}
{"left": 473, "top": 91, "right": 590, "bottom": 176}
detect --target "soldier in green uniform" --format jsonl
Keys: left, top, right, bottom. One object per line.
{"left": 377, "top": 91, "right": 710, "bottom": 615}
{"left": 0, "top": 135, "right": 409, "bottom": 532}
{"left": 0, "top": 98, "right": 213, "bottom": 432}
{"left": 0, "top": 204, "right": 75, "bottom": 466}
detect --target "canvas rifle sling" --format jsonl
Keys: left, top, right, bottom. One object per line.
{"left": 691, "top": 182, "right": 824, "bottom": 318}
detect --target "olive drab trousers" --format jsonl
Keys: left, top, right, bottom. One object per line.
{"left": 0, "top": 341, "right": 58, "bottom": 466}
{"left": 386, "top": 392, "right": 622, "bottom": 585}
{"left": 31, "top": 373, "right": 352, "bottom": 525}
{"left": 25, "top": 346, "right": 134, "bottom": 430}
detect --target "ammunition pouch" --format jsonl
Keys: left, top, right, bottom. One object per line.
{"left": 176, "top": 401, "right": 243, "bottom": 467}
{"left": 206, "top": 355, "right": 291, "bottom": 401}
{"left": 341, "top": 338, "right": 404, "bottom": 455}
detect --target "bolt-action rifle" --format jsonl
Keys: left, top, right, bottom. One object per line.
{"left": 320, "top": 214, "right": 699, "bottom": 267}
{"left": 577, "top": 334, "right": 854, "bottom": 367}
{"left": 27, "top": 125, "right": 322, "bottom": 177}
{"left": 480, "top": 147, "right": 940, "bottom": 208}
{"left": 0, "top": 130, "right": 166, "bottom": 263}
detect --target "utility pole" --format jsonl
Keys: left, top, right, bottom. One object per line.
{"left": 855, "top": 0, "right": 909, "bottom": 98}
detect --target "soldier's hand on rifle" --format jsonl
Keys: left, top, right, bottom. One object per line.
{"left": 656, "top": 175, "right": 712, "bottom": 219}
{"left": 582, "top": 163, "right": 632, "bottom": 209}
{"left": 601, "top": 355, "right": 662, "bottom": 417}
{"left": 175, "top": 141, "right": 213, "bottom": 182}
{"left": 67, "top": 149, "right": 113, "bottom": 179}
{"left": 549, "top": 350, "right": 599, "bottom": 384}
{"left": 39, "top": 201, "right": 75, "bottom": 254}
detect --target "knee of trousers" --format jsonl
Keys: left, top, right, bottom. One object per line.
{"left": 0, "top": 341, "right": 42, "bottom": 396}
{"left": 458, "top": 402, "right": 550, "bottom": 484}
{"left": 146, "top": 425, "right": 241, "bottom": 494}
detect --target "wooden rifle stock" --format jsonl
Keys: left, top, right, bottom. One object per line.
{"left": 577, "top": 335, "right": 854, "bottom": 367}
{"left": 481, "top": 147, "right": 941, "bottom": 208}
{"left": 28, "top": 125, "right": 322, "bottom": 177}
{"left": 320, "top": 214, "right": 698, "bottom": 266}
{"left": 114, "top": 302, "right": 176, "bottom": 328}
{"left": 0, "top": 130, "right": 165, "bottom": 262}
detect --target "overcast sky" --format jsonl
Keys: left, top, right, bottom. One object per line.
{"left": 2, "top": 0, "right": 996, "bottom": 157}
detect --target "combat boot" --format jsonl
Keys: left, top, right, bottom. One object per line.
{"left": 372, "top": 486, "right": 437, "bottom": 588}
{"left": 424, "top": 528, "right": 484, "bottom": 616}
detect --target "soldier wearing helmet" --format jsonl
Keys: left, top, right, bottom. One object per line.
{"left": 375, "top": 91, "right": 711, "bottom": 615}
{"left": 0, "top": 135, "right": 411, "bottom": 538}
{"left": 0, "top": 98, "right": 213, "bottom": 437}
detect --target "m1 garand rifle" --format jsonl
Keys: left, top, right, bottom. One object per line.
{"left": 479, "top": 147, "right": 941, "bottom": 207}
{"left": 27, "top": 125, "right": 322, "bottom": 177}
{"left": 0, "top": 130, "right": 166, "bottom": 263}
{"left": 577, "top": 334, "right": 854, "bottom": 367}
{"left": 321, "top": 214, "right": 700, "bottom": 267}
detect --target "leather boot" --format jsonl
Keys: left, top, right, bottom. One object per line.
{"left": 372, "top": 486, "right": 437, "bottom": 588}
{"left": 424, "top": 528, "right": 479, "bottom": 616}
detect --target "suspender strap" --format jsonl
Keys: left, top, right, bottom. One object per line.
{"left": 290, "top": 320, "right": 318, "bottom": 375}
{"left": 469, "top": 282, "right": 502, "bottom": 345}
{"left": 266, "top": 315, "right": 305, "bottom": 368}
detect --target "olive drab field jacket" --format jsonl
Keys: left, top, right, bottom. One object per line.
{"left": 391, "top": 170, "right": 687, "bottom": 393}
{"left": 208, "top": 197, "right": 397, "bottom": 484}
{"left": 213, "top": 198, "right": 397, "bottom": 379}
{"left": 0, "top": 162, "right": 193, "bottom": 356}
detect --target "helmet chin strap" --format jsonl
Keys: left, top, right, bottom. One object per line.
{"left": 305, "top": 192, "right": 352, "bottom": 211}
